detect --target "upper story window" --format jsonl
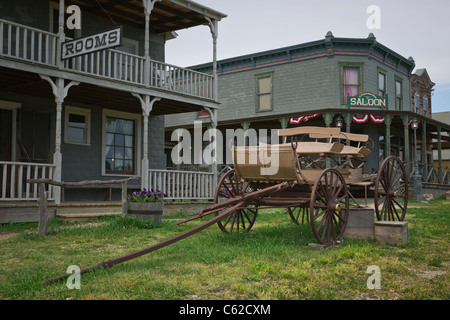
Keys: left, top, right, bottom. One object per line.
{"left": 378, "top": 71, "right": 386, "bottom": 97}
{"left": 341, "top": 65, "right": 361, "bottom": 103}
{"left": 414, "top": 93, "right": 420, "bottom": 113}
{"left": 395, "top": 80, "right": 402, "bottom": 110}
{"left": 423, "top": 97, "right": 428, "bottom": 116}
{"left": 256, "top": 72, "right": 273, "bottom": 111}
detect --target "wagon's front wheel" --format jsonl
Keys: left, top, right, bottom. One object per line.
{"left": 310, "top": 169, "right": 349, "bottom": 245}
{"left": 214, "top": 169, "right": 258, "bottom": 233}
{"left": 374, "top": 156, "right": 408, "bottom": 221}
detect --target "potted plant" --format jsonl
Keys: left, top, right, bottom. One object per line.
{"left": 126, "top": 189, "right": 166, "bottom": 224}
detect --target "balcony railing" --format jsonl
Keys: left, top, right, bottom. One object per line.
{"left": 0, "top": 19, "right": 215, "bottom": 100}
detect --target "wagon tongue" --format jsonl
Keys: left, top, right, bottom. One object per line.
{"left": 177, "top": 181, "right": 290, "bottom": 226}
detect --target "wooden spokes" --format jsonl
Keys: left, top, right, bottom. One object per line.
{"left": 287, "top": 205, "right": 309, "bottom": 224}
{"left": 310, "top": 169, "right": 349, "bottom": 245}
{"left": 374, "top": 156, "right": 408, "bottom": 221}
{"left": 214, "top": 169, "right": 258, "bottom": 233}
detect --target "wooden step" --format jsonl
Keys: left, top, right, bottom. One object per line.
{"left": 56, "top": 205, "right": 122, "bottom": 221}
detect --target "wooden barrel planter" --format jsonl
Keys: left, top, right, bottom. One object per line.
{"left": 126, "top": 202, "right": 164, "bottom": 224}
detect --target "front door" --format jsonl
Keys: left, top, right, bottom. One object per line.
{"left": 0, "top": 109, "right": 12, "bottom": 161}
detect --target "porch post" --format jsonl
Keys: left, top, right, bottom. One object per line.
{"left": 279, "top": 117, "right": 288, "bottom": 130}
{"left": 384, "top": 114, "right": 392, "bottom": 157}
{"left": 437, "top": 126, "right": 443, "bottom": 183}
{"left": 324, "top": 113, "right": 334, "bottom": 127}
{"left": 206, "top": 17, "right": 219, "bottom": 102}
{"left": 57, "top": 0, "right": 65, "bottom": 69}
{"left": 421, "top": 121, "right": 428, "bottom": 181}
{"left": 344, "top": 113, "right": 352, "bottom": 145}
{"left": 40, "top": 76, "right": 79, "bottom": 204}
{"left": 132, "top": 93, "right": 160, "bottom": 189}
{"left": 203, "top": 107, "right": 218, "bottom": 196}
{"left": 142, "top": 0, "right": 161, "bottom": 87}
{"left": 401, "top": 115, "right": 411, "bottom": 176}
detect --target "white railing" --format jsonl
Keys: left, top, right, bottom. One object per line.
{"left": 0, "top": 161, "right": 56, "bottom": 201}
{"left": 0, "top": 18, "right": 216, "bottom": 100}
{"left": 150, "top": 60, "right": 215, "bottom": 100}
{"left": 148, "top": 169, "right": 215, "bottom": 200}
{"left": 63, "top": 48, "right": 146, "bottom": 85}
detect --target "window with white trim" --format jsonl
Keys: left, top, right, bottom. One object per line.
{"left": 102, "top": 110, "right": 141, "bottom": 176}
{"left": 64, "top": 106, "right": 90, "bottom": 145}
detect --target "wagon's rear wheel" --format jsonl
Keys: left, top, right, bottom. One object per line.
{"left": 214, "top": 169, "right": 258, "bottom": 233}
{"left": 310, "top": 169, "right": 349, "bottom": 245}
{"left": 374, "top": 156, "right": 408, "bottom": 221}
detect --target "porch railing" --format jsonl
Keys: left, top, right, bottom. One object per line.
{"left": 0, "top": 18, "right": 215, "bottom": 100}
{"left": 147, "top": 169, "right": 215, "bottom": 200}
{"left": 0, "top": 161, "right": 56, "bottom": 201}
{"left": 408, "top": 162, "right": 450, "bottom": 185}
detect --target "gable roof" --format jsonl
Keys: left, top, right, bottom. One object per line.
{"left": 412, "top": 68, "right": 435, "bottom": 88}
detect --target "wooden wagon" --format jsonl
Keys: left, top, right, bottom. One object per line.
{"left": 211, "top": 126, "right": 408, "bottom": 246}
{"left": 44, "top": 126, "right": 409, "bottom": 284}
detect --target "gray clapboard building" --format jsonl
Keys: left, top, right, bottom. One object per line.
{"left": 165, "top": 32, "right": 450, "bottom": 184}
{"left": 0, "top": 0, "right": 226, "bottom": 210}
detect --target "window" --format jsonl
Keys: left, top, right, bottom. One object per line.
{"left": 64, "top": 106, "right": 90, "bottom": 145}
{"left": 256, "top": 73, "right": 273, "bottom": 111}
{"left": 414, "top": 93, "right": 420, "bottom": 113}
{"left": 395, "top": 80, "right": 402, "bottom": 110}
{"left": 423, "top": 97, "right": 428, "bottom": 116}
{"left": 342, "top": 66, "right": 361, "bottom": 103}
{"left": 105, "top": 117, "right": 135, "bottom": 174}
{"left": 378, "top": 72, "right": 386, "bottom": 97}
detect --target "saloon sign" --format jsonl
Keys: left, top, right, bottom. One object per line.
{"left": 61, "top": 27, "right": 122, "bottom": 60}
{"left": 347, "top": 92, "right": 387, "bottom": 109}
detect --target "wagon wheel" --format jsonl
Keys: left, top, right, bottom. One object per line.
{"left": 214, "top": 169, "right": 258, "bottom": 233}
{"left": 310, "top": 169, "right": 349, "bottom": 245}
{"left": 287, "top": 204, "right": 309, "bottom": 224}
{"left": 374, "top": 156, "right": 408, "bottom": 221}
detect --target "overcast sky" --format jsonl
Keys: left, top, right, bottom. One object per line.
{"left": 165, "top": 0, "right": 450, "bottom": 113}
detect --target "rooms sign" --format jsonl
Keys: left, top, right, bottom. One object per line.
{"left": 347, "top": 92, "right": 387, "bottom": 108}
{"left": 61, "top": 27, "right": 122, "bottom": 60}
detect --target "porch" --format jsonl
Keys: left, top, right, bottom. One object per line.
{"left": 0, "top": 165, "right": 215, "bottom": 223}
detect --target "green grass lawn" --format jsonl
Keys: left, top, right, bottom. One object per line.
{"left": 0, "top": 197, "right": 448, "bottom": 300}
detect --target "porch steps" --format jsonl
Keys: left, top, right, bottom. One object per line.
{"left": 0, "top": 202, "right": 123, "bottom": 223}
{"left": 55, "top": 202, "right": 122, "bottom": 222}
